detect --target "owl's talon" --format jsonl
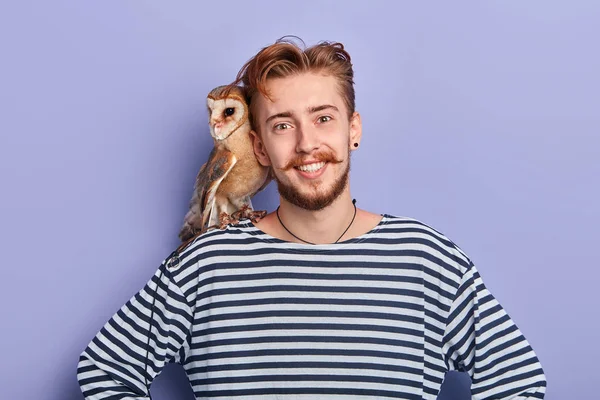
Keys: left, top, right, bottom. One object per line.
{"left": 215, "top": 206, "right": 268, "bottom": 231}
{"left": 218, "top": 212, "right": 234, "bottom": 229}
{"left": 231, "top": 205, "right": 267, "bottom": 223}
{"left": 248, "top": 210, "right": 267, "bottom": 223}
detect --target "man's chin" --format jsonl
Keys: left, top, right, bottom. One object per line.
{"left": 288, "top": 194, "right": 335, "bottom": 211}
{"left": 274, "top": 156, "right": 350, "bottom": 211}
{"left": 276, "top": 179, "right": 348, "bottom": 211}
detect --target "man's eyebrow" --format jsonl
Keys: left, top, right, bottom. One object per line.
{"left": 264, "top": 105, "right": 339, "bottom": 124}
{"left": 308, "top": 104, "right": 339, "bottom": 113}
{"left": 265, "top": 111, "right": 293, "bottom": 124}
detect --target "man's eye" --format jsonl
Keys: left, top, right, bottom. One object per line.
{"left": 224, "top": 108, "right": 235, "bottom": 116}
{"left": 274, "top": 123, "right": 291, "bottom": 130}
{"left": 318, "top": 116, "right": 332, "bottom": 123}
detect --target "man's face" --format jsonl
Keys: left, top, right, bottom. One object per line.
{"left": 252, "top": 72, "right": 361, "bottom": 211}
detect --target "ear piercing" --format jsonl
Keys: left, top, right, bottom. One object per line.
{"left": 353, "top": 143, "right": 359, "bottom": 147}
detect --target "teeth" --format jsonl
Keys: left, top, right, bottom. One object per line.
{"left": 297, "top": 162, "right": 325, "bottom": 172}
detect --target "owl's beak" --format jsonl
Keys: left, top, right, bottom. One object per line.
{"left": 211, "top": 118, "right": 224, "bottom": 130}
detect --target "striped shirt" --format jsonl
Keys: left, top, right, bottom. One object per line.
{"left": 77, "top": 214, "right": 546, "bottom": 399}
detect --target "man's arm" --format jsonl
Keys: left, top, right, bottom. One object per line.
{"left": 77, "top": 257, "right": 194, "bottom": 399}
{"left": 442, "top": 261, "right": 547, "bottom": 399}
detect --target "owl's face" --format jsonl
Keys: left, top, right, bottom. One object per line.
{"left": 206, "top": 94, "right": 248, "bottom": 141}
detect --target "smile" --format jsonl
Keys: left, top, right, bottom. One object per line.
{"left": 295, "top": 162, "right": 326, "bottom": 173}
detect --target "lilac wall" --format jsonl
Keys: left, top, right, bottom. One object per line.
{"left": 1, "top": 1, "right": 598, "bottom": 399}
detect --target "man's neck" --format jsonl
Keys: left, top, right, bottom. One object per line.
{"left": 276, "top": 191, "right": 356, "bottom": 244}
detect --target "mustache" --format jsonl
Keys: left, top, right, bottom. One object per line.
{"left": 280, "top": 150, "right": 344, "bottom": 171}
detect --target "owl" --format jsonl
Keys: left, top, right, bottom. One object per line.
{"left": 178, "top": 85, "right": 271, "bottom": 243}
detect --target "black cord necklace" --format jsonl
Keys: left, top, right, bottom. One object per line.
{"left": 276, "top": 199, "right": 357, "bottom": 245}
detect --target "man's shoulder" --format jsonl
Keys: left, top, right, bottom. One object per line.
{"left": 164, "top": 222, "right": 258, "bottom": 272}
{"left": 378, "top": 213, "right": 472, "bottom": 266}
{"left": 379, "top": 213, "right": 451, "bottom": 241}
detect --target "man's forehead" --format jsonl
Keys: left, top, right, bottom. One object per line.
{"left": 256, "top": 74, "right": 343, "bottom": 117}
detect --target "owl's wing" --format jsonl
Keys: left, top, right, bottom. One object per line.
{"left": 195, "top": 146, "right": 237, "bottom": 231}
{"left": 238, "top": 167, "right": 272, "bottom": 212}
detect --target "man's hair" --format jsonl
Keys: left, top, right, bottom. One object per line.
{"left": 227, "top": 36, "right": 356, "bottom": 130}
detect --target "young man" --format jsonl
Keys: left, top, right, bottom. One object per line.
{"left": 77, "top": 38, "right": 546, "bottom": 399}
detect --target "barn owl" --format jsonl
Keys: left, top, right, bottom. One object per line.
{"left": 178, "top": 85, "right": 271, "bottom": 243}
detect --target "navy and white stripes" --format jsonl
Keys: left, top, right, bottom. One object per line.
{"left": 77, "top": 215, "right": 546, "bottom": 399}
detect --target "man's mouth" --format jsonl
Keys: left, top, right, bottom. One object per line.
{"left": 295, "top": 161, "right": 326, "bottom": 173}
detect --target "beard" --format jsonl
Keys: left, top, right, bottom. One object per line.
{"left": 274, "top": 149, "right": 351, "bottom": 211}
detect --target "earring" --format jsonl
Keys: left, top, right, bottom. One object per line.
{"left": 353, "top": 143, "right": 359, "bottom": 148}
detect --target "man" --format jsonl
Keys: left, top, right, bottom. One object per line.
{"left": 77, "top": 37, "right": 546, "bottom": 399}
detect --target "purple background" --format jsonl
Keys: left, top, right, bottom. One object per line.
{"left": 1, "top": 1, "right": 598, "bottom": 399}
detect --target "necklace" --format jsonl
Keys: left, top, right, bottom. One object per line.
{"left": 276, "top": 199, "right": 357, "bottom": 245}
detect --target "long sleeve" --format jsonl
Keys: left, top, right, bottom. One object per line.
{"left": 442, "top": 261, "right": 547, "bottom": 399}
{"left": 77, "top": 256, "right": 194, "bottom": 399}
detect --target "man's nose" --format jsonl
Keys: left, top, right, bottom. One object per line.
{"left": 295, "top": 124, "right": 320, "bottom": 153}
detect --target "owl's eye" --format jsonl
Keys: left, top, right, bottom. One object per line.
{"left": 224, "top": 108, "right": 235, "bottom": 116}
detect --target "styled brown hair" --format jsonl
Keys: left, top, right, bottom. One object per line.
{"left": 227, "top": 36, "right": 356, "bottom": 129}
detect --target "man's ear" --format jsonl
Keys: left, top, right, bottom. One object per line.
{"left": 349, "top": 111, "right": 362, "bottom": 150}
{"left": 250, "top": 129, "right": 271, "bottom": 167}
